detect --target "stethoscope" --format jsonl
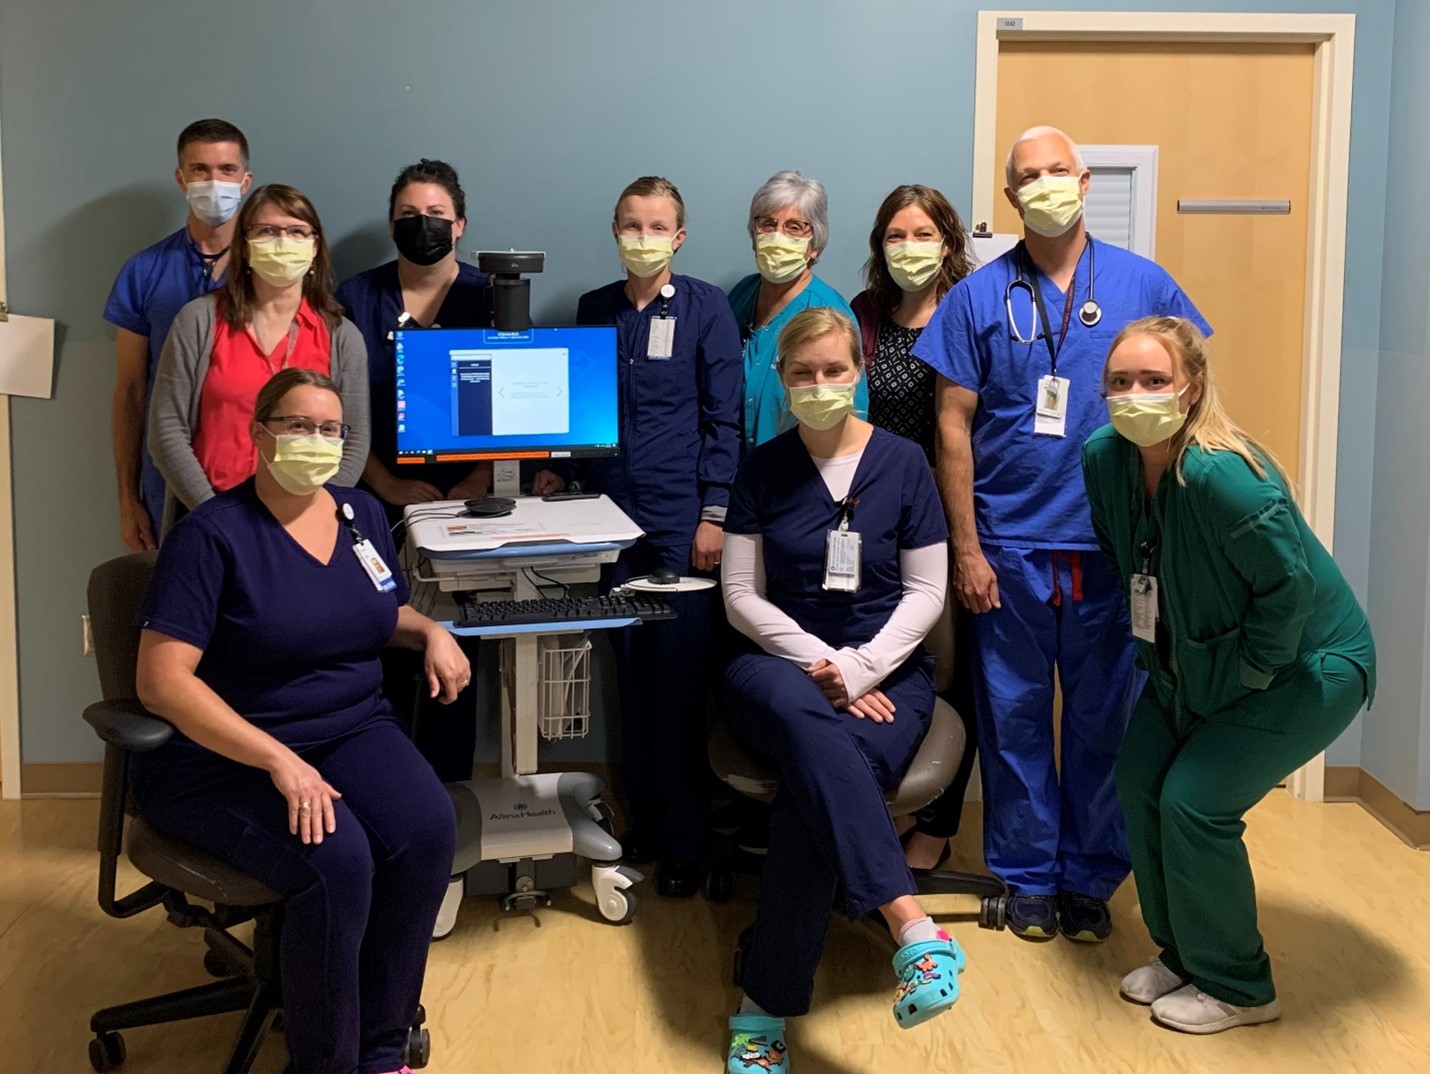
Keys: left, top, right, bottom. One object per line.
{"left": 1004, "top": 238, "right": 1102, "bottom": 354}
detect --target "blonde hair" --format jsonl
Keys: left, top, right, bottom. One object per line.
{"left": 614, "top": 176, "right": 685, "bottom": 230}
{"left": 1107, "top": 316, "right": 1291, "bottom": 489}
{"left": 776, "top": 307, "right": 863, "bottom": 370}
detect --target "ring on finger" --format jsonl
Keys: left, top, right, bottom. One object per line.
{"left": 298, "top": 801, "right": 312, "bottom": 814}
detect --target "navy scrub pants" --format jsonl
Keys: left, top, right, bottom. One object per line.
{"left": 724, "top": 650, "right": 934, "bottom": 1016}
{"left": 608, "top": 539, "right": 714, "bottom": 861}
{"left": 137, "top": 717, "right": 457, "bottom": 1074}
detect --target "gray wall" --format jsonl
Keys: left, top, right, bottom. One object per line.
{"left": 1366, "top": 0, "right": 1430, "bottom": 807}
{"left": 0, "top": 0, "right": 1399, "bottom": 769}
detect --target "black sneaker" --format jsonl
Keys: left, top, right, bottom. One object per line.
{"left": 1057, "top": 892, "right": 1112, "bottom": 943}
{"left": 1006, "top": 895, "right": 1058, "bottom": 941}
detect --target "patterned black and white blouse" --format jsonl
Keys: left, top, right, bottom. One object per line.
{"left": 867, "top": 319, "right": 935, "bottom": 463}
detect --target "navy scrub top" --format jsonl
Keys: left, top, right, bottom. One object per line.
{"left": 132, "top": 479, "right": 408, "bottom": 802}
{"left": 724, "top": 426, "right": 948, "bottom": 649}
{"left": 336, "top": 259, "right": 492, "bottom": 492}
{"left": 576, "top": 273, "right": 743, "bottom": 548}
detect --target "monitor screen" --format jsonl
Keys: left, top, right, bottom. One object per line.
{"left": 394, "top": 326, "right": 619, "bottom": 465}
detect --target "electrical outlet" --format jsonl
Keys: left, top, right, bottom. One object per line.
{"left": 82, "top": 614, "right": 94, "bottom": 657}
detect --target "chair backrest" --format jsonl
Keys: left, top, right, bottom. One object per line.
{"left": 88, "top": 553, "right": 158, "bottom": 701}
{"left": 925, "top": 580, "right": 957, "bottom": 694}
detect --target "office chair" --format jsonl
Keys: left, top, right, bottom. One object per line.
{"left": 706, "top": 592, "right": 1008, "bottom": 957}
{"left": 81, "top": 553, "right": 430, "bottom": 1073}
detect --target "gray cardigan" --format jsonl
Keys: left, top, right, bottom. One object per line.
{"left": 148, "top": 295, "right": 371, "bottom": 530}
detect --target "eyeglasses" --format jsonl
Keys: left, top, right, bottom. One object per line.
{"left": 262, "top": 416, "right": 350, "bottom": 440}
{"left": 754, "top": 216, "right": 813, "bottom": 239}
{"left": 248, "top": 224, "right": 318, "bottom": 242}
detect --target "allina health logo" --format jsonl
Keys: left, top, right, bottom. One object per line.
{"left": 489, "top": 800, "right": 559, "bottom": 822}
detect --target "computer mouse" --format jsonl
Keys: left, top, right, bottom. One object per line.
{"left": 649, "top": 567, "right": 680, "bottom": 586}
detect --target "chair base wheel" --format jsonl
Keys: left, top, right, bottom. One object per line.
{"left": 404, "top": 1025, "right": 431, "bottom": 1069}
{"left": 980, "top": 895, "right": 1008, "bottom": 930}
{"left": 89, "top": 1032, "right": 126, "bottom": 1072}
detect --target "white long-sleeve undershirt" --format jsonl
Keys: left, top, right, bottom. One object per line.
{"left": 721, "top": 449, "right": 948, "bottom": 700}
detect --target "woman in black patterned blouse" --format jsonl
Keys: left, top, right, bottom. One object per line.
{"left": 851, "top": 184, "right": 977, "bottom": 872}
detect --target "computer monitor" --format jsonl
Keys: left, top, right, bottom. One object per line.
{"left": 394, "top": 326, "right": 619, "bottom": 466}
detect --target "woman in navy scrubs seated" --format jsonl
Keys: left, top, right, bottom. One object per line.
{"left": 133, "top": 368, "right": 468, "bottom": 1074}
{"left": 720, "top": 308, "right": 964, "bottom": 1072}
{"left": 336, "top": 158, "right": 492, "bottom": 782}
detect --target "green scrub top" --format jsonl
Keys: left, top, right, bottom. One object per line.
{"left": 1081, "top": 425, "right": 1375, "bottom": 731}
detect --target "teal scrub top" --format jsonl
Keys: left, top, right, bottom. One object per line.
{"left": 1082, "top": 426, "right": 1376, "bottom": 728}
{"left": 727, "top": 272, "right": 866, "bottom": 449}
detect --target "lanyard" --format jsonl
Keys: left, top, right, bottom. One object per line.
{"left": 1025, "top": 249, "right": 1076, "bottom": 376}
{"left": 837, "top": 494, "right": 859, "bottom": 531}
{"left": 257, "top": 322, "right": 300, "bottom": 375}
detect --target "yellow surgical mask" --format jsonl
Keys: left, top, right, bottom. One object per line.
{"left": 1106, "top": 388, "right": 1189, "bottom": 447}
{"left": 263, "top": 432, "right": 343, "bottom": 494}
{"left": 885, "top": 241, "right": 943, "bottom": 291}
{"left": 248, "top": 237, "right": 316, "bottom": 285}
{"left": 1016, "top": 175, "right": 1084, "bottom": 238}
{"left": 755, "top": 233, "right": 810, "bottom": 284}
{"left": 786, "top": 382, "right": 857, "bottom": 431}
{"left": 617, "top": 235, "right": 674, "bottom": 278}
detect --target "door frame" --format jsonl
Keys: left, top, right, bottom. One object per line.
{"left": 973, "top": 10, "right": 1356, "bottom": 803}
{"left": 0, "top": 105, "right": 20, "bottom": 800}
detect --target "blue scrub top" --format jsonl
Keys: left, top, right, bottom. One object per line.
{"left": 913, "top": 238, "right": 1210, "bottom": 550}
{"left": 576, "top": 273, "right": 743, "bottom": 547}
{"left": 132, "top": 480, "right": 408, "bottom": 802}
{"left": 104, "top": 227, "right": 229, "bottom": 531}
{"left": 336, "top": 259, "right": 492, "bottom": 490}
{"left": 725, "top": 427, "right": 947, "bottom": 649}
{"left": 726, "top": 273, "right": 866, "bottom": 449}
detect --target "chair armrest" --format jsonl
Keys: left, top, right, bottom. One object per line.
{"left": 84, "top": 699, "right": 173, "bottom": 752}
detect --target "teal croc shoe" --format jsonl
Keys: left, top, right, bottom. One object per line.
{"left": 727, "top": 1013, "right": 789, "bottom": 1073}
{"left": 891, "top": 930, "right": 964, "bottom": 1029}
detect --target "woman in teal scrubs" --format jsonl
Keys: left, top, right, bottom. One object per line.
{"left": 727, "top": 171, "right": 864, "bottom": 448}
{"left": 1081, "top": 315, "right": 1374, "bottom": 1035}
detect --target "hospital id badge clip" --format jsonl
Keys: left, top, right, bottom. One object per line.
{"left": 1033, "top": 374, "right": 1070, "bottom": 437}
{"left": 824, "top": 495, "right": 862, "bottom": 592}
{"left": 1130, "top": 573, "right": 1158, "bottom": 643}
{"left": 647, "top": 317, "right": 675, "bottom": 360}
{"left": 354, "top": 539, "right": 397, "bottom": 593}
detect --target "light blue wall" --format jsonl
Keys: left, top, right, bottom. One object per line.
{"left": 1367, "top": 0, "right": 1430, "bottom": 807}
{"left": 0, "top": 0, "right": 1398, "bottom": 767}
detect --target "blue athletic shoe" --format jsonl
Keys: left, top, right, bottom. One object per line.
{"left": 727, "top": 1014, "right": 789, "bottom": 1073}
{"left": 1007, "top": 894, "right": 1058, "bottom": 941}
{"left": 891, "top": 930, "right": 964, "bottom": 1029}
{"left": 1057, "top": 892, "right": 1112, "bottom": 943}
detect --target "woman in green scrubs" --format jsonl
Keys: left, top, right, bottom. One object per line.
{"left": 1081, "top": 315, "right": 1374, "bottom": 1035}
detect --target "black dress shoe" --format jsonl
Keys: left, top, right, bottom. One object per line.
{"left": 655, "top": 857, "right": 702, "bottom": 898}
{"left": 620, "top": 834, "right": 655, "bottom": 865}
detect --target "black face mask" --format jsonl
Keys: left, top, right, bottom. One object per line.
{"left": 393, "top": 214, "right": 454, "bottom": 267}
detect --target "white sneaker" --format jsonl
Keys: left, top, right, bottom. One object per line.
{"left": 1120, "top": 957, "right": 1188, "bottom": 1005}
{"left": 1150, "top": 983, "right": 1282, "bottom": 1034}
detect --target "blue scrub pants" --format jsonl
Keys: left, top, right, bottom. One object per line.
{"left": 974, "top": 546, "right": 1138, "bottom": 899}
{"left": 724, "top": 651, "right": 933, "bottom": 1017}
{"left": 136, "top": 718, "right": 457, "bottom": 1074}
{"left": 608, "top": 540, "right": 713, "bottom": 861}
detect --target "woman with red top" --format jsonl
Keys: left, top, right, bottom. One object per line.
{"left": 150, "top": 183, "right": 370, "bottom": 535}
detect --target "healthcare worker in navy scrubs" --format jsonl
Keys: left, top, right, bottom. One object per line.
{"left": 336, "top": 159, "right": 492, "bottom": 783}
{"left": 533, "top": 176, "right": 743, "bottom": 897}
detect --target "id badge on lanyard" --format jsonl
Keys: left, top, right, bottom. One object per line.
{"left": 341, "top": 503, "right": 396, "bottom": 593}
{"left": 1130, "top": 540, "right": 1157, "bottom": 643}
{"left": 823, "top": 496, "right": 862, "bottom": 593}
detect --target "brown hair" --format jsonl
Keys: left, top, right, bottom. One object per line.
{"left": 861, "top": 184, "right": 976, "bottom": 316}
{"left": 220, "top": 184, "right": 344, "bottom": 332}
{"left": 613, "top": 176, "right": 686, "bottom": 229}
{"left": 1107, "top": 316, "right": 1291, "bottom": 488}
{"left": 777, "top": 307, "right": 863, "bottom": 370}
{"left": 177, "top": 118, "right": 249, "bottom": 166}
{"left": 253, "top": 368, "right": 341, "bottom": 423}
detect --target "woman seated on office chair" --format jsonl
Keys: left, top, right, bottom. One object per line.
{"left": 132, "top": 368, "right": 467, "bottom": 1074}
{"left": 148, "top": 183, "right": 370, "bottom": 537}
{"left": 719, "top": 307, "right": 964, "bottom": 1073}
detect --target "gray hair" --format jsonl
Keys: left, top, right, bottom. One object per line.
{"left": 1004, "top": 126, "right": 1086, "bottom": 189}
{"left": 747, "top": 170, "right": 829, "bottom": 261}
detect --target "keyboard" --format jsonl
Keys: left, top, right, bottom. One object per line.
{"left": 455, "top": 595, "right": 677, "bottom": 628}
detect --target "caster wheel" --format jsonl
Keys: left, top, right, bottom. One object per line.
{"left": 705, "top": 868, "right": 733, "bottom": 903}
{"left": 404, "top": 1026, "right": 431, "bottom": 1069}
{"left": 89, "top": 1032, "right": 126, "bottom": 1072}
{"left": 589, "top": 800, "right": 616, "bottom": 837}
{"left": 980, "top": 895, "right": 1007, "bottom": 931}
{"left": 600, "top": 888, "right": 637, "bottom": 925}
{"left": 203, "top": 949, "right": 229, "bottom": 978}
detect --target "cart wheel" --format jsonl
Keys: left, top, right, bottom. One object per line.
{"left": 705, "top": 868, "right": 733, "bottom": 903}
{"left": 599, "top": 887, "right": 638, "bottom": 925}
{"left": 89, "top": 1033, "right": 126, "bottom": 1072}
{"left": 980, "top": 895, "right": 1007, "bottom": 931}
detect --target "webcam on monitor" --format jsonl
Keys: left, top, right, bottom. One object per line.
{"left": 475, "top": 250, "right": 545, "bottom": 276}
